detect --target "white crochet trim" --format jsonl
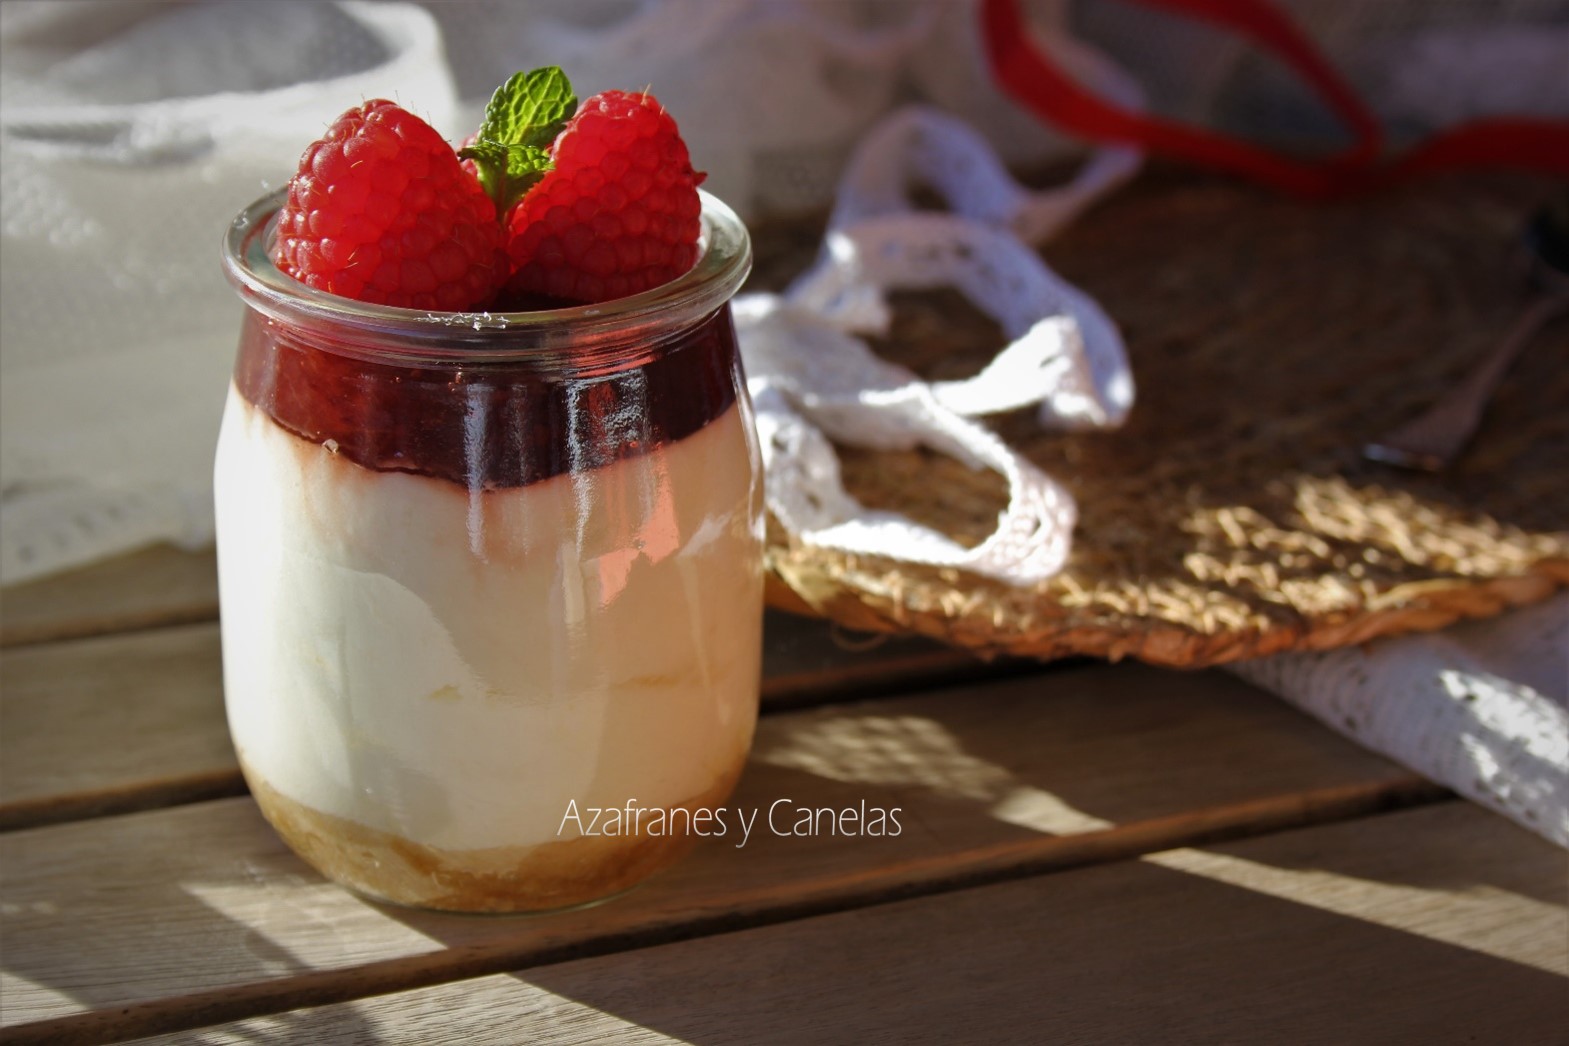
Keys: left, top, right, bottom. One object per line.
{"left": 737, "top": 56, "right": 1143, "bottom": 583}
{"left": 738, "top": 296, "right": 1078, "bottom": 580}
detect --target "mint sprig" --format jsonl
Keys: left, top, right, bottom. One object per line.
{"left": 460, "top": 66, "right": 577, "bottom": 221}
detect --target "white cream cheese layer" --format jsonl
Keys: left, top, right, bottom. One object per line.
{"left": 215, "top": 385, "right": 763, "bottom": 852}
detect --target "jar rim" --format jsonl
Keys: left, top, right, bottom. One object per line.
{"left": 221, "top": 188, "right": 752, "bottom": 366}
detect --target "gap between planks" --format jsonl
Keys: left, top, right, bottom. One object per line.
{"left": 1, "top": 664, "right": 1443, "bottom": 1041}
{"left": 0, "top": 546, "right": 221, "bottom": 649}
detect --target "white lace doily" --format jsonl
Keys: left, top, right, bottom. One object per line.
{"left": 1232, "top": 594, "right": 1569, "bottom": 847}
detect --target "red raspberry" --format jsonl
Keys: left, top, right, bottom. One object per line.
{"left": 502, "top": 91, "right": 705, "bottom": 304}
{"left": 273, "top": 100, "right": 506, "bottom": 310}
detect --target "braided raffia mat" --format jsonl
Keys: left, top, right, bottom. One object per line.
{"left": 749, "top": 170, "right": 1569, "bottom": 667}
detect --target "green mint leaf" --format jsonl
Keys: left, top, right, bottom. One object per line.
{"left": 464, "top": 66, "right": 577, "bottom": 221}
{"left": 499, "top": 145, "right": 552, "bottom": 208}
{"left": 477, "top": 66, "right": 576, "bottom": 150}
{"left": 458, "top": 140, "right": 555, "bottom": 216}
{"left": 508, "top": 144, "right": 552, "bottom": 179}
{"left": 457, "top": 139, "right": 508, "bottom": 208}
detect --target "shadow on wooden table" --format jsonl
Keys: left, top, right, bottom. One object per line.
{"left": 168, "top": 802, "right": 1564, "bottom": 1043}
{"left": 7, "top": 666, "right": 1556, "bottom": 1043}
{"left": 0, "top": 802, "right": 388, "bottom": 1043}
{"left": 344, "top": 672, "right": 1560, "bottom": 1042}
{"left": 497, "top": 836, "right": 1565, "bottom": 1045}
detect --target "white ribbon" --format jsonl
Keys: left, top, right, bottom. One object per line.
{"left": 738, "top": 60, "right": 1143, "bottom": 583}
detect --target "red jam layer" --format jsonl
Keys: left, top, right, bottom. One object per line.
{"left": 232, "top": 307, "right": 741, "bottom": 490}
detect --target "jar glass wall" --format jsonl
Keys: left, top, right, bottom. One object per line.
{"left": 216, "top": 190, "right": 761, "bottom": 912}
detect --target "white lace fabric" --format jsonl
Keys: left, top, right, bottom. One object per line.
{"left": 1, "top": 0, "right": 1563, "bottom": 848}
{"left": 1232, "top": 594, "right": 1569, "bottom": 848}
{"left": 731, "top": 24, "right": 1144, "bottom": 578}
{"left": 735, "top": 106, "right": 1141, "bottom": 581}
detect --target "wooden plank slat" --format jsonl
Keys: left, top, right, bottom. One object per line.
{"left": 137, "top": 802, "right": 1567, "bottom": 1046}
{"left": 0, "top": 546, "right": 220, "bottom": 649}
{"left": 0, "top": 623, "right": 232, "bottom": 829}
{"left": 0, "top": 665, "right": 1441, "bottom": 1042}
{"left": 0, "top": 612, "right": 988, "bottom": 831}
{"left": 760, "top": 609, "right": 1027, "bottom": 710}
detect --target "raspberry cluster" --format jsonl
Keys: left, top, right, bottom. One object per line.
{"left": 272, "top": 75, "right": 704, "bottom": 312}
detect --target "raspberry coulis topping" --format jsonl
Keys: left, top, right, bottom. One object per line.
{"left": 233, "top": 309, "right": 740, "bottom": 490}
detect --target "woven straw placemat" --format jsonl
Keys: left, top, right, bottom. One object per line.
{"left": 749, "top": 170, "right": 1569, "bottom": 667}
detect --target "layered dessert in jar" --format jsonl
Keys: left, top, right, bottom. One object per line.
{"left": 216, "top": 69, "right": 762, "bottom": 911}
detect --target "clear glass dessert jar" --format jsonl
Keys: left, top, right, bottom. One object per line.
{"left": 217, "top": 189, "right": 761, "bottom": 913}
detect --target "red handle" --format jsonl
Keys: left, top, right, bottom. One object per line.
{"left": 980, "top": 0, "right": 1569, "bottom": 196}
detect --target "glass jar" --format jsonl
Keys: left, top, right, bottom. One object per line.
{"left": 217, "top": 189, "right": 761, "bottom": 912}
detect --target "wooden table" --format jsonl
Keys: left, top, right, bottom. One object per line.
{"left": 2, "top": 546, "right": 1564, "bottom": 1044}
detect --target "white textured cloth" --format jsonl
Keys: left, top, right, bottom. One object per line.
{"left": 1, "top": 0, "right": 458, "bottom": 584}
{"left": 1232, "top": 595, "right": 1569, "bottom": 848}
